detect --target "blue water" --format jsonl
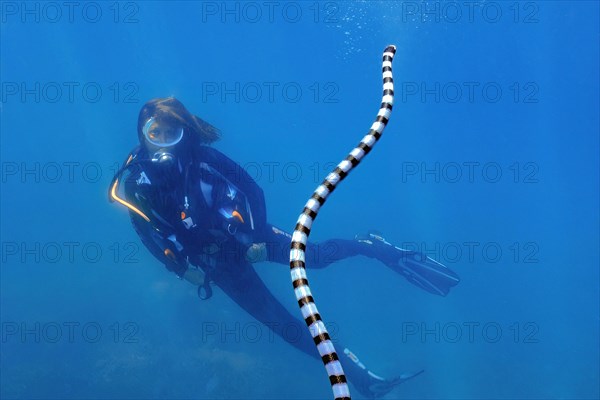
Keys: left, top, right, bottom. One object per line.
{"left": 1, "top": 1, "right": 598, "bottom": 399}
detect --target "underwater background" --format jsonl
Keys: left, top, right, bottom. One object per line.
{"left": 1, "top": 1, "right": 598, "bottom": 399}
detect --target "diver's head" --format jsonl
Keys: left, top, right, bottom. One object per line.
{"left": 137, "top": 97, "right": 221, "bottom": 168}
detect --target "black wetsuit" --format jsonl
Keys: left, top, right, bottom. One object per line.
{"left": 120, "top": 146, "right": 370, "bottom": 348}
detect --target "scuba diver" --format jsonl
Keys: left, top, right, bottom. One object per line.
{"left": 109, "top": 97, "right": 460, "bottom": 398}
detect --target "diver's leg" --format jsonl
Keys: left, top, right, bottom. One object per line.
{"left": 260, "top": 224, "right": 365, "bottom": 269}
{"left": 210, "top": 259, "right": 320, "bottom": 360}
{"left": 211, "top": 260, "right": 420, "bottom": 398}
{"left": 260, "top": 224, "right": 460, "bottom": 296}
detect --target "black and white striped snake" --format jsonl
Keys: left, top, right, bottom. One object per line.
{"left": 289, "top": 45, "right": 397, "bottom": 400}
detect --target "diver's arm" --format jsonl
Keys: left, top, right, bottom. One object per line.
{"left": 114, "top": 149, "right": 206, "bottom": 286}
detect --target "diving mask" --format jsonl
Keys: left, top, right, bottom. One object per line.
{"left": 142, "top": 117, "right": 184, "bottom": 147}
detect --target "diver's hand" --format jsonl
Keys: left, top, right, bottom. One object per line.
{"left": 182, "top": 267, "right": 205, "bottom": 286}
{"left": 245, "top": 242, "right": 267, "bottom": 263}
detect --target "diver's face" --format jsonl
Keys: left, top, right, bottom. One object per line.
{"left": 142, "top": 117, "right": 186, "bottom": 167}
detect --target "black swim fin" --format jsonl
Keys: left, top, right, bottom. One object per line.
{"left": 340, "top": 347, "right": 423, "bottom": 399}
{"left": 396, "top": 248, "right": 460, "bottom": 296}
{"left": 356, "top": 231, "right": 460, "bottom": 296}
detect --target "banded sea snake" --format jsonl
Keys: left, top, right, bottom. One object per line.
{"left": 289, "top": 45, "right": 397, "bottom": 400}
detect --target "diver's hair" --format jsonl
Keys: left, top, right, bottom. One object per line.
{"left": 137, "top": 97, "right": 220, "bottom": 145}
